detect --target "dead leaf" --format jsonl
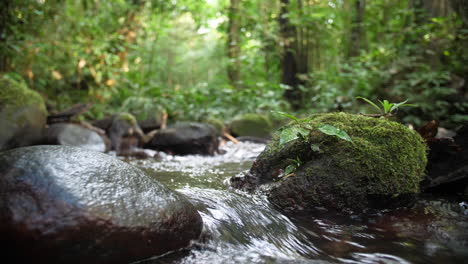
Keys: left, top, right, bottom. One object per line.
{"left": 52, "top": 70, "right": 63, "bottom": 80}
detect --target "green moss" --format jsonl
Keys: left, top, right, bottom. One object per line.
{"left": 0, "top": 74, "right": 47, "bottom": 114}
{"left": 230, "top": 113, "right": 273, "bottom": 138}
{"left": 308, "top": 112, "right": 426, "bottom": 194}
{"left": 204, "top": 117, "right": 225, "bottom": 135}
{"left": 116, "top": 112, "right": 138, "bottom": 126}
{"left": 255, "top": 112, "right": 428, "bottom": 212}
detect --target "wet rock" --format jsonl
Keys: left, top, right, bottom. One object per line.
{"left": 145, "top": 122, "right": 219, "bottom": 155}
{"left": 371, "top": 198, "right": 468, "bottom": 257}
{"left": 423, "top": 125, "right": 468, "bottom": 194}
{"left": 229, "top": 113, "right": 273, "bottom": 139}
{"left": 41, "top": 123, "right": 107, "bottom": 152}
{"left": 0, "top": 74, "right": 47, "bottom": 151}
{"left": 109, "top": 112, "right": 145, "bottom": 153}
{"left": 0, "top": 145, "right": 203, "bottom": 264}
{"left": 231, "top": 112, "right": 427, "bottom": 214}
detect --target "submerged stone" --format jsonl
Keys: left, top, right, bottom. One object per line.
{"left": 0, "top": 74, "right": 47, "bottom": 151}
{"left": 232, "top": 112, "right": 427, "bottom": 214}
{"left": 0, "top": 145, "right": 202, "bottom": 264}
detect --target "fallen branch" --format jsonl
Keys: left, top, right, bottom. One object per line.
{"left": 223, "top": 132, "right": 239, "bottom": 144}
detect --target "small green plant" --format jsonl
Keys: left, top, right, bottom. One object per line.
{"left": 284, "top": 157, "right": 302, "bottom": 176}
{"left": 272, "top": 111, "right": 353, "bottom": 147}
{"left": 356, "top": 97, "right": 416, "bottom": 117}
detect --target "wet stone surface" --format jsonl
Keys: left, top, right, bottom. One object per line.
{"left": 0, "top": 145, "right": 202, "bottom": 264}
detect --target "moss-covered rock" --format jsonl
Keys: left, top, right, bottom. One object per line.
{"left": 0, "top": 74, "right": 47, "bottom": 151}
{"left": 110, "top": 112, "right": 144, "bottom": 152}
{"left": 233, "top": 112, "right": 428, "bottom": 214}
{"left": 120, "top": 97, "right": 167, "bottom": 132}
{"left": 229, "top": 113, "right": 273, "bottom": 138}
{"left": 204, "top": 117, "right": 225, "bottom": 136}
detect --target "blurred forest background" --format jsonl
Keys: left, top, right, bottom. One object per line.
{"left": 1, "top": 0, "right": 467, "bottom": 128}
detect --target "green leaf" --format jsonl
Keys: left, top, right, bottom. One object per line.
{"left": 317, "top": 125, "right": 352, "bottom": 142}
{"left": 356, "top": 96, "right": 382, "bottom": 113}
{"left": 279, "top": 126, "right": 309, "bottom": 146}
{"left": 311, "top": 144, "right": 321, "bottom": 153}
{"left": 284, "top": 164, "right": 296, "bottom": 175}
{"left": 271, "top": 111, "right": 300, "bottom": 123}
{"left": 378, "top": 99, "right": 393, "bottom": 114}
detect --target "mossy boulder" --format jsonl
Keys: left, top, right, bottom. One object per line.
{"left": 0, "top": 74, "right": 47, "bottom": 151}
{"left": 120, "top": 97, "right": 167, "bottom": 133}
{"left": 204, "top": 117, "right": 225, "bottom": 136}
{"left": 232, "top": 112, "right": 427, "bottom": 214}
{"left": 229, "top": 113, "right": 273, "bottom": 139}
{"left": 110, "top": 112, "right": 144, "bottom": 152}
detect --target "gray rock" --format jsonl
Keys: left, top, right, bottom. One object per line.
{"left": 0, "top": 145, "right": 202, "bottom": 264}
{"left": 42, "top": 123, "right": 106, "bottom": 152}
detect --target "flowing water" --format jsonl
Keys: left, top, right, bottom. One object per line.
{"left": 126, "top": 142, "right": 468, "bottom": 264}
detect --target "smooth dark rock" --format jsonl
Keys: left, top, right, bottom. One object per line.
{"left": 41, "top": 123, "right": 106, "bottom": 152}
{"left": 423, "top": 125, "right": 468, "bottom": 193}
{"left": 0, "top": 145, "right": 202, "bottom": 264}
{"left": 145, "top": 122, "right": 219, "bottom": 155}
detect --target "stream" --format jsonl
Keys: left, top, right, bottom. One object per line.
{"left": 125, "top": 141, "right": 468, "bottom": 264}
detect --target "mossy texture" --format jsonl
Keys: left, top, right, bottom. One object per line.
{"left": 204, "top": 117, "right": 225, "bottom": 135}
{"left": 0, "top": 75, "right": 46, "bottom": 114}
{"left": 230, "top": 113, "right": 273, "bottom": 138}
{"left": 116, "top": 112, "right": 138, "bottom": 126}
{"left": 252, "top": 112, "right": 428, "bottom": 213}
{"left": 0, "top": 74, "right": 48, "bottom": 150}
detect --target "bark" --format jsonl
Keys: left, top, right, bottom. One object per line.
{"left": 227, "top": 0, "right": 241, "bottom": 88}
{"left": 0, "top": 1, "right": 10, "bottom": 72}
{"left": 279, "top": 0, "right": 301, "bottom": 109}
{"left": 450, "top": 0, "right": 468, "bottom": 24}
{"left": 348, "top": 0, "right": 366, "bottom": 57}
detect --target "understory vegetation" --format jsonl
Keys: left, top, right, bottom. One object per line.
{"left": 1, "top": 0, "right": 467, "bottom": 128}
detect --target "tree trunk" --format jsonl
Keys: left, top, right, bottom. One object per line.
{"left": 279, "top": 0, "right": 301, "bottom": 109}
{"left": 227, "top": 0, "right": 241, "bottom": 88}
{"left": 348, "top": 0, "right": 366, "bottom": 57}
{"left": 0, "top": 1, "right": 10, "bottom": 72}
{"left": 450, "top": 0, "right": 468, "bottom": 24}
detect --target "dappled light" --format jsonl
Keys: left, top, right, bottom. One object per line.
{"left": 1, "top": 0, "right": 468, "bottom": 263}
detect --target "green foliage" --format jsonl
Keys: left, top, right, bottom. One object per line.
{"left": 2, "top": 0, "right": 467, "bottom": 129}
{"left": 317, "top": 124, "right": 353, "bottom": 142}
{"left": 356, "top": 97, "right": 416, "bottom": 116}
{"left": 273, "top": 111, "right": 352, "bottom": 146}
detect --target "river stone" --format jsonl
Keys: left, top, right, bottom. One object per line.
{"left": 0, "top": 74, "right": 47, "bottom": 151}
{"left": 231, "top": 112, "right": 427, "bottom": 214}
{"left": 120, "top": 97, "right": 167, "bottom": 133}
{"left": 229, "top": 113, "right": 273, "bottom": 139}
{"left": 41, "top": 123, "right": 106, "bottom": 152}
{"left": 0, "top": 145, "right": 203, "bottom": 264}
{"left": 145, "top": 122, "right": 219, "bottom": 155}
